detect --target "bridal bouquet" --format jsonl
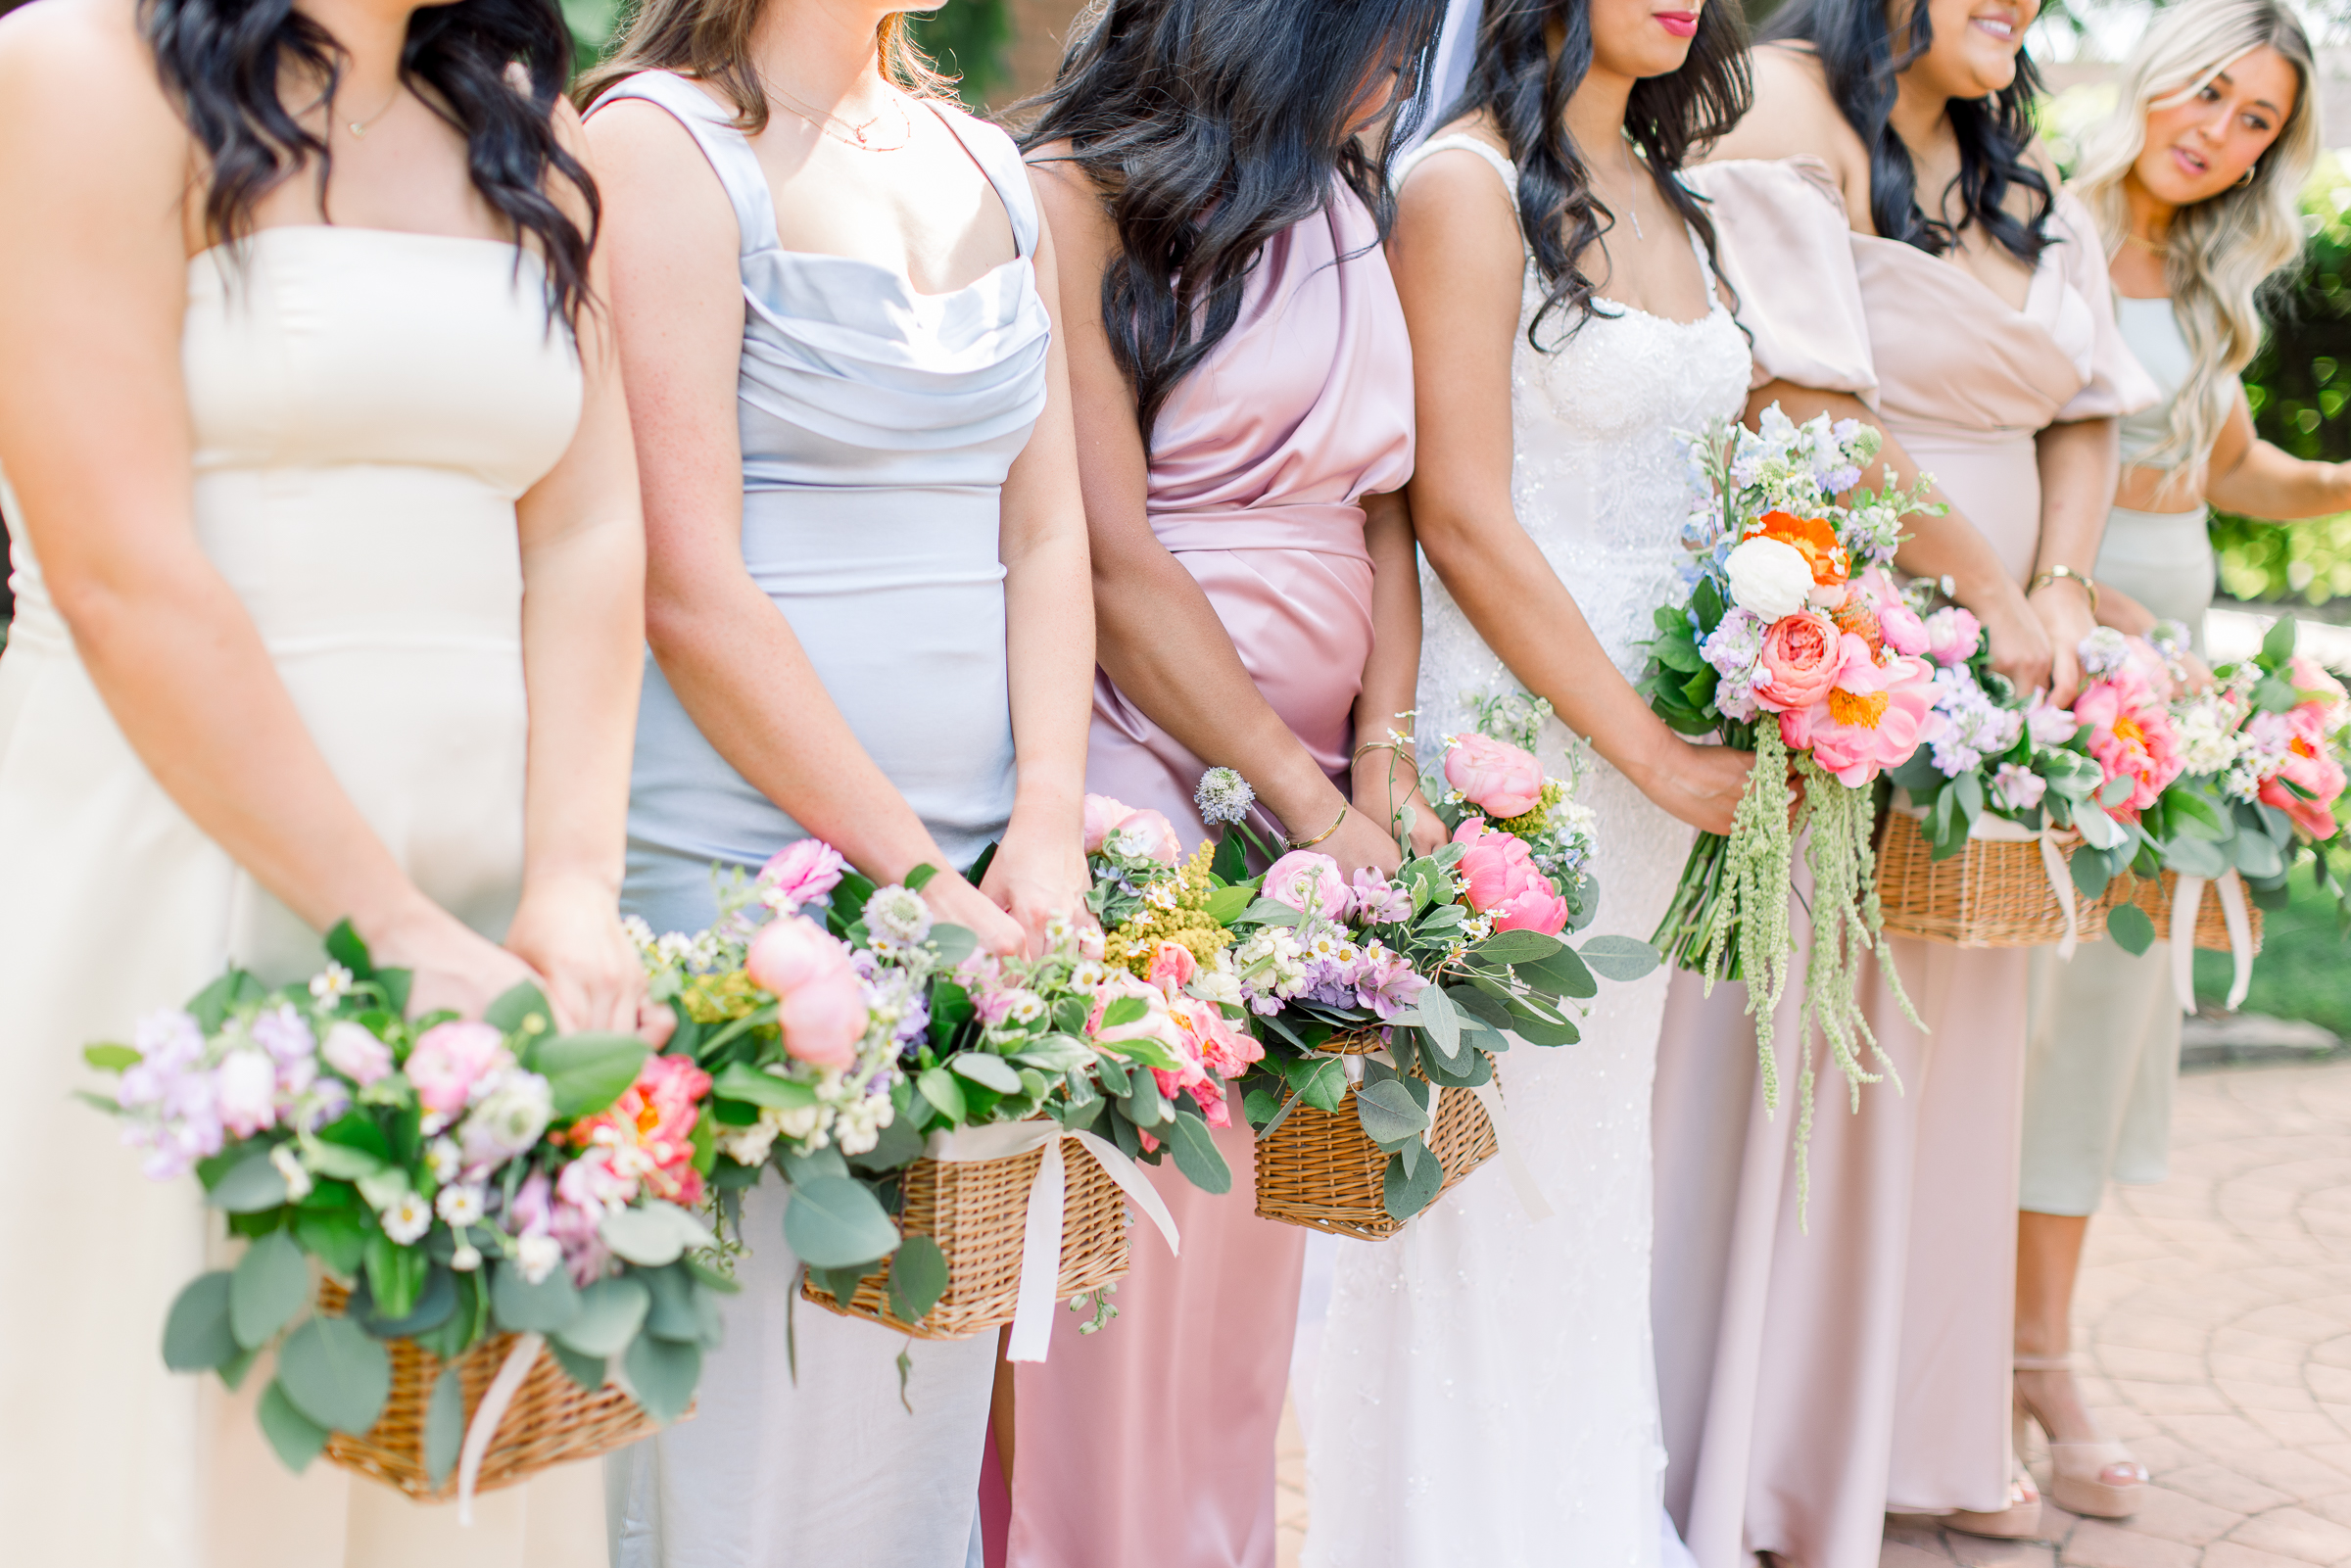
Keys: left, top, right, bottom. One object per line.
{"left": 1641, "top": 407, "right": 1939, "bottom": 1142}
{"left": 86, "top": 927, "right": 721, "bottom": 1490}
{"left": 640, "top": 838, "right": 1228, "bottom": 1327}
{"left": 1150, "top": 735, "right": 1654, "bottom": 1222}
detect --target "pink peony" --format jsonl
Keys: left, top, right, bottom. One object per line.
{"left": 1173, "top": 993, "right": 1259, "bottom": 1082}
{"left": 1087, "top": 973, "right": 1188, "bottom": 1059}
{"left": 759, "top": 837, "right": 848, "bottom": 913}
{"left": 746, "top": 917, "right": 870, "bottom": 1069}
{"left": 406, "top": 1021, "right": 512, "bottom": 1120}
{"left": 2286, "top": 655, "right": 2349, "bottom": 743}
{"left": 1752, "top": 612, "right": 1844, "bottom": 713}
{"left": 1107, "top": 808, "right": 1182, "bottom": 867}
{"left": 1778, "top": 638, "right": 1936, "bottom": 786}
{"left": 561, "top": 1053, "right": 712, "bottom": 1207}
{"left": 2071, "top": 666, "right": 2184, "bottom": 818}
{"left": 1081, "top": 794, "right": 1135, "bottom": 855}
{"left": 1145, "top": 940, "right": 1197, "bottom": 991}
{"left": 1922, "top": 606, "right": 1984, "bottom": 667}
{"left": 1857, "top": 567, "right": 1929, "bottom": 658}
{"left": 1263, "top": 850, "right": 1348, "bottom": 919}
{"left": 1442, "top": 733, "right": 1544, "bottom": 819}
{"left": 1451, "top": 819, "right": 1570, "bottom": 935}
{"left": 2259, "top": 739, "right": 2346, "bottom": 840}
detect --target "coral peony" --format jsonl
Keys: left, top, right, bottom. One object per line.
{"left": 2071, "top": 666, "right": 2184, "bottom": 817}
{"left": 1451, "top": 819, "right": 1571, "bottom": 935}
{"left": 1146, "top": 939, "right": 1198, "bottom": 991}
{"left": 1752, "top": 611, "right": 1844, "bottom": 713}
{"left": 561, "top": 1054, "right": 712, "bottom": 1208}
{"left": 1778, "top": 638, "right": 1936, "bottom": 786}
{"left": 1263, "top": 849, "right": 1348, "bottom": 919}
{"left": 406, "top": 1021, "right": 512, "bottom": 1120}
{"left": 1442, "top": 733, "right": 1545, "bottom": 819}
{"left": 1723, "top": 535, "right": 1815, "bottom": 620}
{"left": 2260, "top": 740, "right": 2346, "bottom": 840}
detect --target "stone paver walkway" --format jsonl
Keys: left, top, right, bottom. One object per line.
{"left": 1272, "top": 1058, "right": 2351, "bottom": 1567}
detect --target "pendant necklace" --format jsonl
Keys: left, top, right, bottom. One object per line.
{"left": 1621, "top": 132, "right": 1647, "bottom": 242}
{"left": 341, "top": 81, "right": 403, "bottom": 140}
{"left": 762, "top": 74, "right": 912, "bottom": 153}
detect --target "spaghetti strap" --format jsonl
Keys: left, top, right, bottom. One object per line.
{"left": 1393, "top": 132, "right": 1518, "bottom": 199}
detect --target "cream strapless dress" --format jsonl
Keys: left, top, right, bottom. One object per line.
{"left": 0, "top": 226, "right": 600, "bottom": 1568}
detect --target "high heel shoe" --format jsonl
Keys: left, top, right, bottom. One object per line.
{"left": 1943, "top": 1465, "right": 2043, "bottom": 1540}
{"left": 2014, "top": 1353, "right": 2147, "bottom": 1518}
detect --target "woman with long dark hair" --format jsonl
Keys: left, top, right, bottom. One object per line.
{"left": 2017, "top": 0, "right": 2334, "bottom": 1520}
{"left": 1300, "top": 0, "right": 1766, "bottom": 1557}
{"left": 1652, "top": 0, "right": 2154, "bottom": 1559}
{"left": 0, "top": 0, "right": 645, "bottom": 1557}
{"left": 579, "top": 0, "right": 1094, "bottom": 1557}
{"left": 1001, "top": 1, "right": 1444, "bottom": 1561}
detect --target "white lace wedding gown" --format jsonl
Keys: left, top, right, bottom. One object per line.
{"left": 1302, "top": 136, "right": 1751, "bottom": 1566}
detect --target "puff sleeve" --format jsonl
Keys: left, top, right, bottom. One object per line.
{"left": 2048, "top": 187, "right": 2158, "bottom": 423}
{"left": 1685, "top": 156, "right": 1879, "bottom": 404}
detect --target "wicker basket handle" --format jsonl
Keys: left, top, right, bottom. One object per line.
{"left": 456, "top": 1330, "right": 544, "bottom": 1525}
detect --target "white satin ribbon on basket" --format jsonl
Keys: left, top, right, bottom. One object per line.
{"left": 1891, "top": 793, "right": 2094, "bottom": 961}
{"left": 922, "top": 1118, "right": 1182, "bottom": 1363}
{"left": 1340, "top": 1046, "right": 1553, "bottom": 1221}
{"left": 2166, "top": 868, "right": 2255, "bottom": 1015}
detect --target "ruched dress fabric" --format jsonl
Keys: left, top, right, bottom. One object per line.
{"left": 585, "top": 72, "right": 1049, "bottom": 1568}
{"left": 1007, "top": 189, "right": 1413, "bottom": 1568}
{"left": 2022, "top": 295, "right": 2211, "bottom": 1218}
{"left": 1303, "top": 135, "right": 1748, "bottom": 1568}
{"left": 1651, "top": 160, "right": 2154, "bottom": 1568}
{"left": 0, "top": 227, "right": 598, "bottom": 1568}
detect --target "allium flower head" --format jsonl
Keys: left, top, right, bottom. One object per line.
{"left": 1194, "top": 768, "right": 1257, "bottom": 826}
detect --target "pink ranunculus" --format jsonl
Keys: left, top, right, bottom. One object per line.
{"left": 1146, "top": 940, "right": 1198, "bottom": 991}
{"left": 1778, "top": 640, "right": 1936, "bottom": 786}
{"left": 322, "top": 1021, "right": 393, "bottom": 1087}
{"left": 2070, "top": 665, "right": 2184, "bottom": 818}
{"left": 1107, "top": 808, "right": 1182, "bottom": 867}
{"left": 1442, "top": 733, "right": 1545, "bottom": 819}
{"left": 1857, "top": 567, "right": 1930, "bottom": 658}
{"left": 1082, "top": 794, "right": 1135, "bottom": 855}
{"left": 1752, "top": 611, "right": 1845, "bottom": 714}
{"left": 745, "top": 916, "right": 869, "bottom": 1068}
{"left": 1921, "top": 605, "right": 1984, "bottom": 667}
{"left": 1087, "top": 973, "right": 1188, "bottom": 1060}
{"left": 406, "top": 1021, "right": 513, "bottom": 1119}
{"left": 2260, "top": 741, "right": 2347, "bottom": 840}
{"left": 1263, "top": 850, "right": 1348, "bottom": 919}
{"left": 1451, "top": 819, "right": 1571, "bottom": 935}
{"left": 759, "top": 837, "right": 848, "bottom": 913}
{"left": 2287, "top": 654, "right": 2349, "bottom": 742}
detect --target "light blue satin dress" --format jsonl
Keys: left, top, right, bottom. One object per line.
{"left": 587, "top": 71, "right": 1050, "bottom": 1568}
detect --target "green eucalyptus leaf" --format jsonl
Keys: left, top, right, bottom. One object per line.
{"left": 1416, "top": 983, "right": 1463, "bottom": 1063}
{"left": 642, "top": 1263, "right": 702, "bottom": 1343}
{"left": 886, "top": 1234, "right": 949, "bottom": 1325}
{"left": 1286, "top": 1056, "right": 1349, "bottom": 1113}
{"left": 491, "top": 1259, "right": 582, "bottom": 1334}
{"left": 231, "top": 1231, "right": 310, "bottom": 1351}
{"left": 2106, "top": 902, "right": 2157, "bottom": 956}
{"left": 276, "top": 1314, "right": 391, "bottom": 1436}
{"left": 712, "top": 1062, "right": 820, "bottom": 1112}
{"left": 623, "top": 1329, "right": 701, "bottom": 1424}
{"left": 1517, "top": 948, "right": 1598, "bottom": 1000}
{"left": 949, "top": 1052, "right": 1023, "bottom": 1094}
{"left": 257, "top": 1378, "right": 330, "bottom": 1473}
{"left": 552, "top": 1276, "right": 651, "bottom": 1357}
{"left": 1165, "top": 1108, "right": 1233, "bottom": 1194}
{"left": 1382, "top": 1145, "right": 1445, "bottom": 1222}
{"left": 1576, "top": 935, "right": 1661, "bottom": 983}
{"left": 484, "top": 981, "right": 553, "bottom": 1038}
{"left": 600, "top": 1201, "right": 714, "bottom": 1268}
{"left": 1352, "top": 1078, "right": 1431, "bottom": 1146}
{"left": 928, "top": 923, "right": 979, "bottom": 970}
{"left": 1472, "top": 929, "right": 1565, "bottom": 966}
{"left": 915, "top": 1066, "right": 968, "bottom": 1123}
{"left": 520, "top": 1032, "right": 649, "bottom": 1120}
{"left": 163, "top": 1271, "right": 240, "bottom": 1372}
{"left": 549, "top": 1343, "right": 607, "bottom": 1392}
{"left": 208, "top": 1150, "right": 292, "bottom": 1213}
{"left": 424, "top": 1365, "right": 465, "bottom": 1489}
{"left": 782, "top": 1174, "right": 901, "bottom": 1269}
{"left": 82, "top": 1042, "right": 141, "bottom": 1072}
{"left": 2262, "top": 613, "right": 2299, "bottom": 665}
{"left": 2163, "top": 835, "right": 2231, "bottom": 879}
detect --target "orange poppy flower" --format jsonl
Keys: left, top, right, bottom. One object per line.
{"left": 1748, "top": 510, "right": 1849, "bottom": 588}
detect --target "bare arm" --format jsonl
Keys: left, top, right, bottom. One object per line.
{"left": 1746, "top": 381, "right": 2053, "bottom": 692}
{"left": 1393, "top": 145, "right": 1751, "bottom": 836}
{"left": 1030, "top": 156, "right": 1404, "bottom": 877}
{"left": 979, "top": 183, "right": 1096, "bottom": 948}
{"left": 1352, "top": 491, "right": 1446, "bottom": 854}
{"left": 0, "top": 6, "right": 539, "bottom": 1017}
{"left": 2204, "top": 385, "right": 2351, "bottom": 520}
{"left": 2032, "top": 417, "right": 2120, "bottom": 706}
{"left": 588, "top": 99, "right": 1025, "bottom": 952}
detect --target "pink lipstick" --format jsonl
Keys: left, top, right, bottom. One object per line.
{"left": 1657, "top": 10, "right": 1700, "bottom": 36}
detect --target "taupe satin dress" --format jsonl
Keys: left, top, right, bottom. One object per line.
{"left": 1652, "top": 160, "right": 2154, "bottom": 1568}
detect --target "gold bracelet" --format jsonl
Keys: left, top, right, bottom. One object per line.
{"left": 1286, "top": 804, "right": 1348, "bottom": 850}
{"left": 2028, "top": 565, "right": 2100, "bottom": 612}
{"left": 1350, "top": 738, "right": 1416, "bottom": 768}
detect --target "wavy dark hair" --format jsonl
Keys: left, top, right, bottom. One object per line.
{"left": 1453, "top": 0, "right": 1750, "bottom": 350}
{"left": 1762, "top": 0, "right": 2052, "bottom": 262}
{"left": 1018, "top": 0, "right": 1450, "bottom": 440}
{"left": 142, "top": 0, "right": 598, "bottom": 327}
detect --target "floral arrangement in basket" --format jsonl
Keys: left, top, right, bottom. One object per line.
{"left": 1637, "top": 407, "right": 1938, "bottom": 1171}
{"left": 634, "top": 839, "right": 1211, "bottom": 1352}
{"left": 85, "top": 926, "right": 723, "bottom": 1506}
{"left": 1156, "top": 731, "right": 1655, "bottom": 1226}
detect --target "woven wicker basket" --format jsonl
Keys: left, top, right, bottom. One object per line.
{"left": 1875, "top": 809, "right": 2113, "bottom": 949}
{"left": 1254, "top": 1030, "right": 1498, "bottom": 1241}
{"left": 313, "top": 1279, "right": 656, "bottom": 1500}
{"left": 2126, "top": 870, "right": 2266, "bottom": 954}
{"left": 799, "top": 1139, "right": 1130, "bottom": 1339}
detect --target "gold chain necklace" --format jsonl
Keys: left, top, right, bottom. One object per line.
{"left": 1620, "top": 130, "right": 1646, "bottom": 242}
{"left": 338, "top": 80, "right": 404, "bottom": 140}
{"left": 761, "top": 75, "right": 912, "bottom": 153}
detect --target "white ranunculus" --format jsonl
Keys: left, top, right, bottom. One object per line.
{"left": 1722, "top": 536, "right": 1815, "bottom": 620}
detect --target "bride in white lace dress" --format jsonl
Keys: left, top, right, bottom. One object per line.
{"left": 1302, "top": 0, "right": 1756, "bottom": 1560}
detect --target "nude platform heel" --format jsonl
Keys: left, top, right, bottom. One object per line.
{"left": 2013, "top": 1353, "right": 2147, "bottom": 1518}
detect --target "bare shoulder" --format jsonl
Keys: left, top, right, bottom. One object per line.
{"left": 0, "top": 0, "right": 180, "bottom": 140}
{"left": 1024, "top": 139, "right": 1115, "bottom": 253}
{"left": 1709, "top": 43, "right": 1860, "bottom": 170}
{"left": 1395, "top": 113, "right": 1516, "bottom": 223}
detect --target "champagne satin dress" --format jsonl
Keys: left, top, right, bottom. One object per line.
{"left": 1652, "top": 161, "right": 2153, "bottom": 1568}
{"left": 1007, "top": 187, "right": 1414, "bottom": 1568}
{"left": 0, "top": 228, "right": 598, "bottom": 1568}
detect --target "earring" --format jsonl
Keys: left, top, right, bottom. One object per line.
{"left": 2237, "top": 161, "right": 2259, "bottom": 187}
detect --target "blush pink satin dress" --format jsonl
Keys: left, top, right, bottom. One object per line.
{"left": 1006, "top": 190, "right": 1414, "bottom": 1568}
{"left": 1653, "top": 160, "right": 2154, "bottom": 1568}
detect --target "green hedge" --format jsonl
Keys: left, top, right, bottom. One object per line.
{"left": 564, "top": 1, "right": 1011, "bottom": 106}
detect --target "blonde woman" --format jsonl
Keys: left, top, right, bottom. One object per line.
{"left": 2018, "top": 0, "right": 2340, "bottom": 1519}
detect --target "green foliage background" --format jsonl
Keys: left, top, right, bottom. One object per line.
{"left": 564, "top": 0, "right": 1011, "bottom": 106}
